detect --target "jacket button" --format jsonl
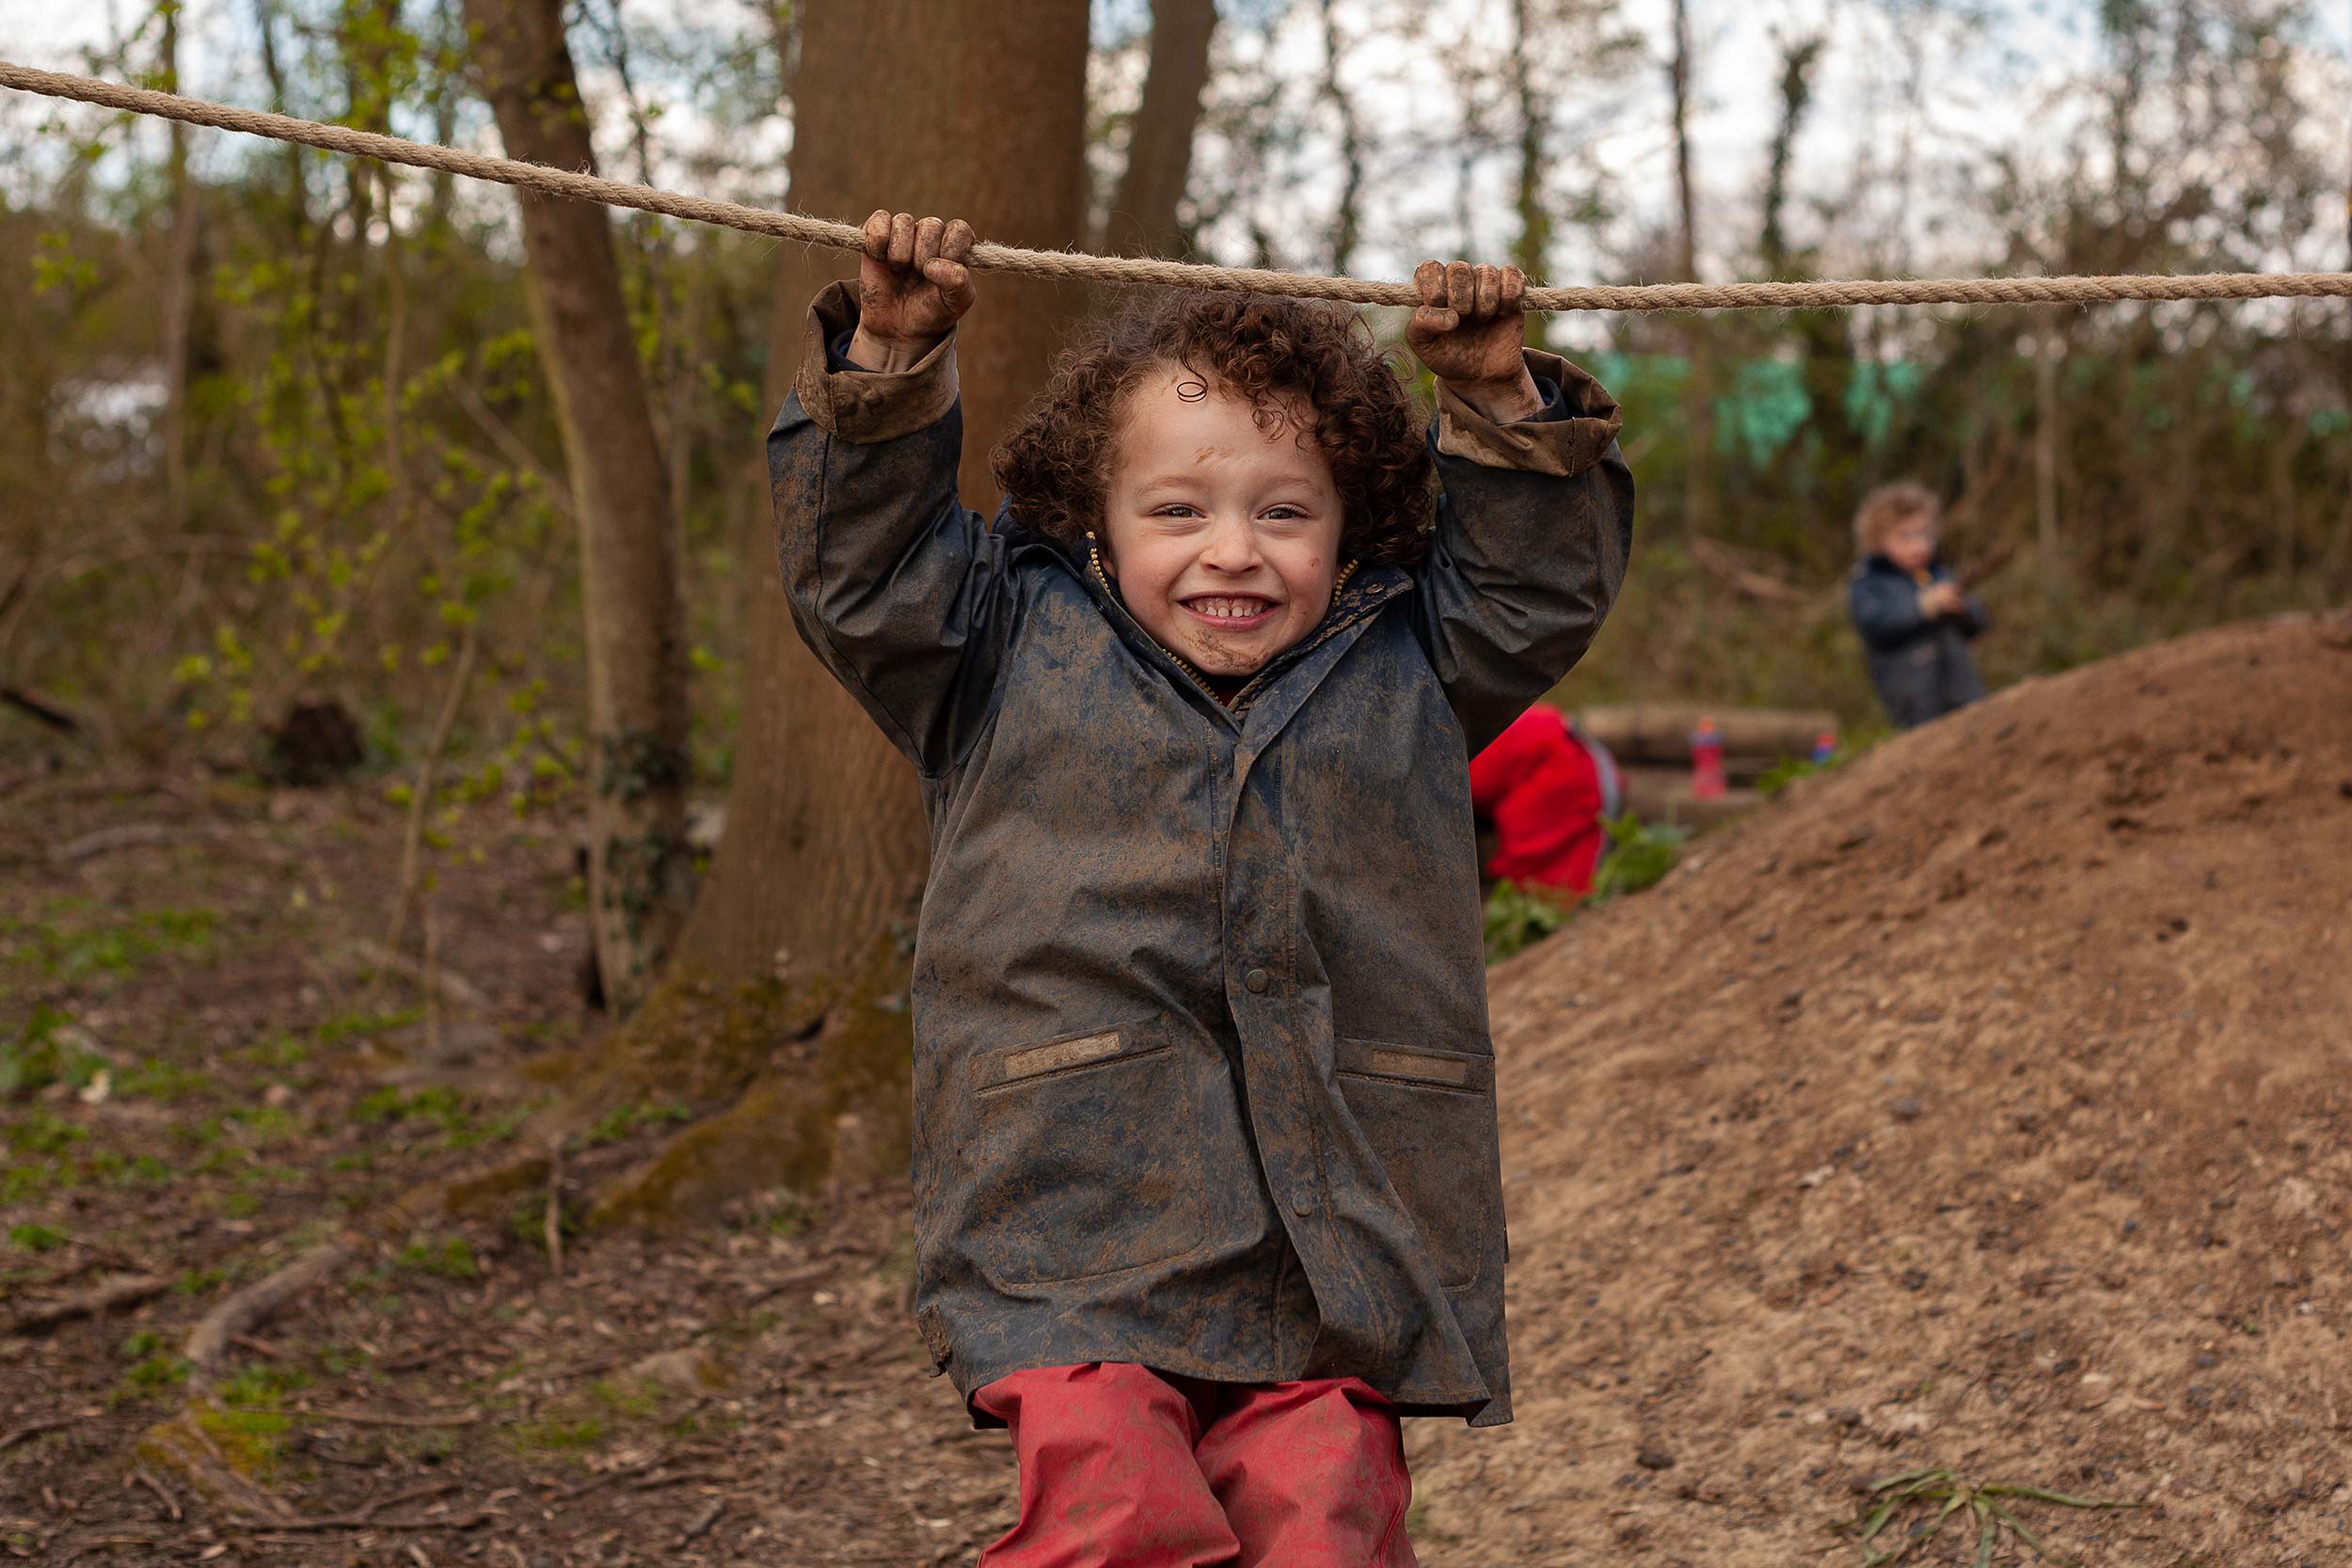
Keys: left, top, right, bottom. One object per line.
{"left": 1244, "top": 968, "right": 1269, "bottom": 993}
{"left": 1290, "top": 1191, "right": 1316, "bottom": 1216}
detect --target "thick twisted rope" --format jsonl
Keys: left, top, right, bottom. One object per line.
{"left": 8, "top": 58, "right": 2351, "bottom": 314}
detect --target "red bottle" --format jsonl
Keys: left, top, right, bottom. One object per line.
{"left": 1691, "top": 715, "right": 1726, "bottom": 800}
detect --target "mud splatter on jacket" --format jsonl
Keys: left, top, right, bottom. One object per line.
{"left": 769, "top": 281, "right": 1633, "bottom": 1427}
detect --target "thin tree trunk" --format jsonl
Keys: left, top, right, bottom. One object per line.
{"left": 2035, "top": 309, "right": 2061, "bottom": 563}
{"left": 466, "top": 0, "right": 692, "bottom": 1012}
{"left": 1104, "top": 0, "right": 1217, "bottom": 258}
{"left": 1316, "top": 0, "right": 1366, "bottom": 277}
{"left": 674, "top": 0, "right": 1092, "bottom": 987}
{"left": 1668, "top": 0, "right": 1711, "bottom": 536}
{"left": 158, "top": 3, "right": 196, "bottom": 532}
{"left": 1507, "top": 0, "right": 1551, "bottom": 354}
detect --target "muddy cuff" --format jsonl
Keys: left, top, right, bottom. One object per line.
{"left": 793, "top": 279, "right": 960, "bottom": 444}
{"left": 1435, "top": 348, "right": 1624, "bottom": 477}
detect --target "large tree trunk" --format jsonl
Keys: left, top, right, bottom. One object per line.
{"left": 524, "top": 0, "right": 1094, "bottom": 1228}
{"left": 675, "top": 0, "right": 1090, "bottom": 989}
{"left": 1103, "top": 0, "right": 1217, "bottom": 258}
{"left": 464, "top": 0, "right": 692, "bottom": 1013}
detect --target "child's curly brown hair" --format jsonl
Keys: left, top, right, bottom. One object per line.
{"left": 991, "top": 292, "right": 1436, "bottom": 567}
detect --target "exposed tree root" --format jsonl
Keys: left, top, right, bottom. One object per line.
{"left": 183, "top": 1243, "right": 351, "bottom": 1371}
{"left": 11, "top": 1272, "right": 170, "bottom": 1334}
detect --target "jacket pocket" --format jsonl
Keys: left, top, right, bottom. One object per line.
{"left": 1336, "top": 1037, "right": 1496, "bottom": 1290}
{"left": 967, "top": 1016, "right": 1207, "bottom": 1287}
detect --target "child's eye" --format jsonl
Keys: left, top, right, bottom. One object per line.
{"left": 1152, "top": 504, "right": 1202, "bottom": 518}
{"left": 1263, "top": 506, "right": 1305, "bottom": 521}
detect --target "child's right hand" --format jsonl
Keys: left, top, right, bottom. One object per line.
{"left": 848, "top": 210, "right": 977, "bottom": 372}
{"left": 1918, "top": 581, "right": 1964, "bottom": 617}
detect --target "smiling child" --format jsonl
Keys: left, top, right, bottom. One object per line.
{"left": 768, "top": 209, "right": 1634, "bottom": 1567}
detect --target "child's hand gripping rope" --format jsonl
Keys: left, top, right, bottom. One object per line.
{"left": 847, "top": 209, "right": 977, "bottom": 372}
{"left": 1406, "top": 260, "right": 1546, "bottom": 423}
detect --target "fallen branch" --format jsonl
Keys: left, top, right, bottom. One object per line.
{"left": 544, "top": 1139, "right": 565, "bottom": 1278}
{"left": 0, "top": 684, "right": 81, "bottom": 736}
{"left": 0, "top": 1416, "right": 79, "bottom": 1453}
{"left": 49, "top": 822, "right": 232, "bottom": 865}
{"left": 183, "top": 1243, "right": 349, "bottom": 1370}
{"left": 234, "top": 1500, "right": 500, "bottom": 1535}
{"left": 128, "top": 1467, "right": 183, "bottom": 1522}
{"left": 678, "top": 1497, "right": 725, "bottom": 1545}
{"left": 11, "top": 1274, "right": 170, "bottom": 1334}
{"left": 304, "top": 1405, "right": 481, "bottom": 1429}
{"left": 342, "top": 940, "right": 489, "bottom": 1011}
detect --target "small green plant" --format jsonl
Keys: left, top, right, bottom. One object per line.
{"left": 1483, "top": 879, "right": 1573, "bottom": 963}
{"left": 175, "top": 1267, "right": 229, "bottom": 1295}
{"left": 1845, "top": 1465, "right": 2142, "bottom": 1566}
{"left": 1589, "top": 815, "right": 1687, "bottom": 902}
{"left": 6, "top": 908, "right": 220, "bottom": 982}
{"left": 314, "top": 1006, "right": 422, "bottom": 1047}
{"left": 513, "top": 1415, "right": 607, "bottom": 1450}
{"left": 585, "top": 1101, "right": 691, "bottom": 1146}
{"left": 119, "top": 1330, "right": 164, "bottom": 1359}
{"left": 589, "top": 1378, "right": 662, "bottom": 1419}
{"left": 358, "top": 1084, "right": 487, "bottom": 1145}
{"left": 120, "top": 1353, "right": 193, "bottom": 1395}
{"left": 0, "top": 1006, "right": 104, "bottom": 1099}
{"left": 118, "top": 1057, "right": 217, "bottom": 1103}
{"left": 5, "top": 1108, "right": 87, "bottom": 1156}
{"left": 8, "top": 1222, "right": 69, "bottom": 1252}
{"left": 396, "top": 1234, "right": 480, "bottom": 1280}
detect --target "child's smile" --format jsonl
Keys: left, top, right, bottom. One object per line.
{"left": 1098, "top": 368, "right": 1344, "bottom": 681}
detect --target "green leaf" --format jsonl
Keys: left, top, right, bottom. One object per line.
{"left": 1982, "top": 1484, "right": 2137, "bottom": 1510}
{"left": 1971, "top": 1500, "right": 1997, "bottom": 1568}
{"left": 1988, "top": 1501, "right": 2043, "bottom": 1553}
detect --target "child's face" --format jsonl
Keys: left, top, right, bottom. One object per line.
{"left": 1099, "top": 367, "right": 1344, "bottom": 680}
{"left": 1883, "top": 514, "right": 1940, "bottom": 574}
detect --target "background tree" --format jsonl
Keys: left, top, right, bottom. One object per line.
{"left": 465, "top": 0, "right": 694, "bottom": 1013}
{"left": 1103, "top": 0, "right": 1219, "bottom": 257}
{"left": 570, "top": 0, "right": 1096, "bottom": 1224}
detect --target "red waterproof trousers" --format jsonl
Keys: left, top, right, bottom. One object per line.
{"left": 971, "top": 1362, "right": 1417, "bottom": 1568}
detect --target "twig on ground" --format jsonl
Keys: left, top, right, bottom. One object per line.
{"left": 305, "top": 1405, "right": 482, "bottom": 1428}
{"left": 183, "top": 1243, "right": 349, "bottom": 1370}
{"left": 0, "top": 1417, "right": 79, "bottom": 1453}
{"left": 342, "top": 939, "right": 489, "bottom": 1010}
{"left": 677, "top": 1497, "right": 725, "bottom": 1545}
{"left": 0, "top": 685, "right": 82, "bottom": 736}
{"left": 545, "top": 1138, "right": 565, "bottom": 1278}
{"left": 128, "top": 1467, "right": 183, "bottom": 1521}
{"left": 353, "top": 1481, "right": 463, "bottom": 1520}
{"left": 11, "top": 1274, "right": 170, "bottom": 1334}
{"left": 48, "top": 822, "right": 234, "bottom": 864}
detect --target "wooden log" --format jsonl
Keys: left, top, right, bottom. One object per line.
{"left": 1617, "top": 768, "right": 1766, "bottom": 832}
{"left": 1579, "top": 703, "right": 1836, "bottom": 766}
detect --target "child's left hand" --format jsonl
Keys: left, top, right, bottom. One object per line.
{"left": 1407, "top": 260, "right": 1544, "bottom": 422}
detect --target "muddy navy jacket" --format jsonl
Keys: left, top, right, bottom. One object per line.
{"left": 1849, "top": 554, "right": 1988, "bottom": 728}
{"left": 770, "top": 281, "right": 1633, "bottom": 1428}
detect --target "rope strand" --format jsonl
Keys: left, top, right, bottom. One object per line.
{"left": 7, "top": 58, "right": 2351, "bottom": 314}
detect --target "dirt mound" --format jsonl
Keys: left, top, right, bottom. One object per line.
{"left": 1404, "top": 610, "right": 2352, "bottom": 1564}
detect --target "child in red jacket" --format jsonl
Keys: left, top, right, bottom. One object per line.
{"left": 1469, "top": 704, "right": 1621, "bottom": 895}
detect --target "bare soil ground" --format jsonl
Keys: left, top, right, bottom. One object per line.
{"left": 4, "top": 609, "right": 2348, "bottom": 1567}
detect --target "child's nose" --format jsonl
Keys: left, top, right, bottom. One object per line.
{"left": 1199, "top": 515, "right": 1263, "bottom": 572}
